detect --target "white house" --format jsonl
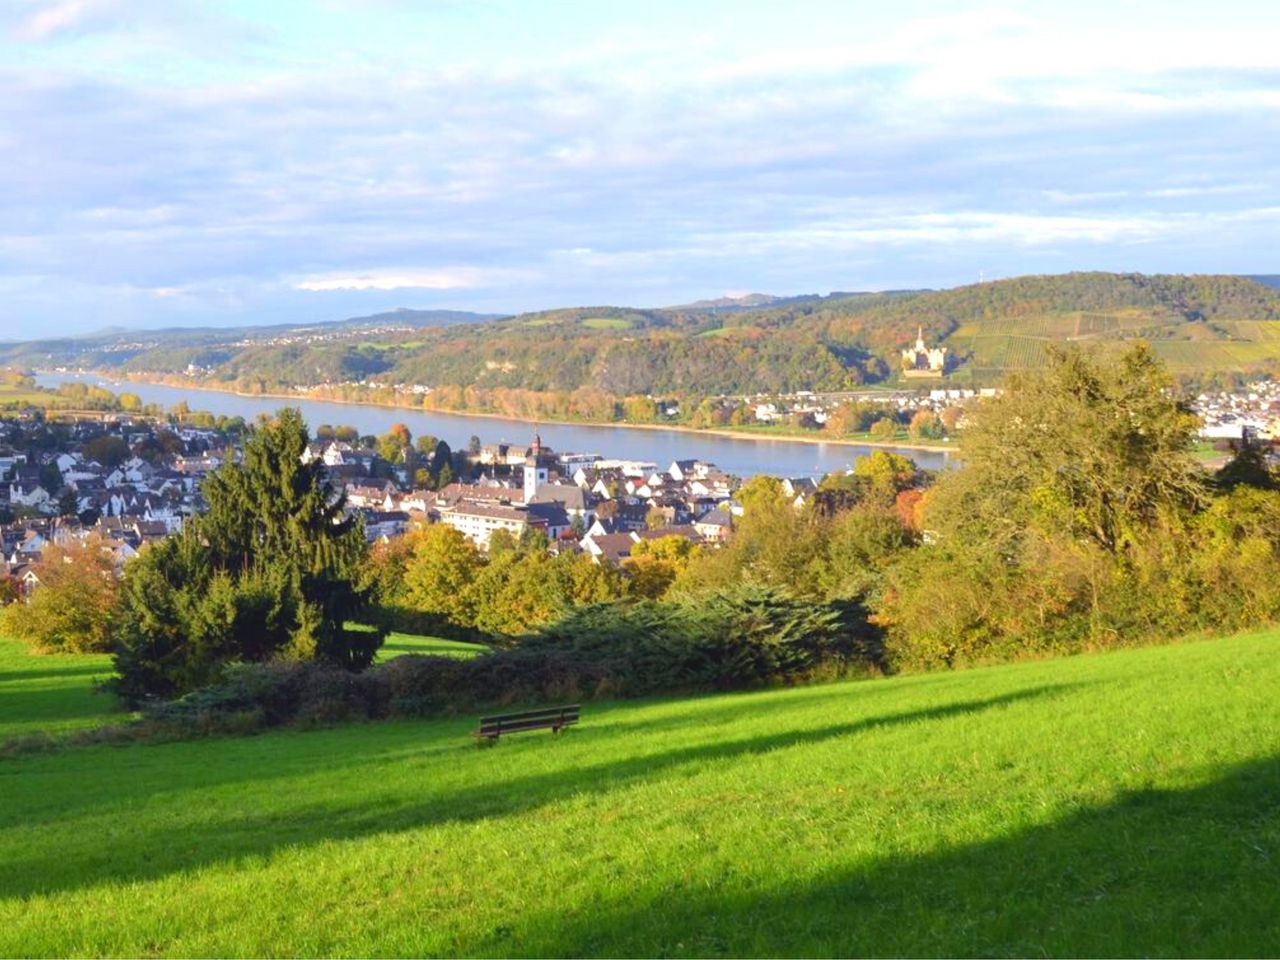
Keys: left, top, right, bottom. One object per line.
{"left": 9, "top": 482, "right": 51, "bottom": 509}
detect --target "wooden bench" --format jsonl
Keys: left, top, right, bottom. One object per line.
{"left": 473, "top": 704, "right": 580, "bottom": 742}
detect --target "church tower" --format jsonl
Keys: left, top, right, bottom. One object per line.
{"left": 901, "top": 325, "right": 948, "bottom": 378}
{"left": 523, "top": 433, "right": 548, "bottom": 504}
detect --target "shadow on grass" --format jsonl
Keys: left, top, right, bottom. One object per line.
{"left": 599, "top": 672, "right": 962, "bottom": 737}
{"left": 2, "top": 686, "right": 1068, "bottom": 901}
{"left": 0, "top": 686, "right": 120, "bottom": 726}
{"left": 475, "top": 754, "right": 1280, "bottom": 958}
{"left": 0, "top": 664, "right": 114, "bottom": 683}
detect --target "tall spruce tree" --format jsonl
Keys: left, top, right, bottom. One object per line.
{"left": 113, "top": 409, "right": 382, "bottom": 703}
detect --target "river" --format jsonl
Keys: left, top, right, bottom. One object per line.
{"left": 36, "top": 372, "right": 952, "bottom": 477}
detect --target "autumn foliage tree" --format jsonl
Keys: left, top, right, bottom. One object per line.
{"left": 625, "top": 535, "right": 698, "bottom": 599}
{"left": 2, "top": 536, "right": 119, "bottom": 653}
{"left": 878, "top": 344, "right": 1224, "bottom": 668}
{"left": 373, "top": 524, "right": 627, "bottom": 640}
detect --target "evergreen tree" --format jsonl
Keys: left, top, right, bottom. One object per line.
{"left": 1214, "top": 434, "right": 1279, "bottom": 492}
{"left": 112, "top": 409, "right": 383, "bottom": 703}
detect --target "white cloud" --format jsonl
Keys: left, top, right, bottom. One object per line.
{"left": 3, "top": 2, "right": 1279, "bottom": 332}
{"left": 12, "top": 0, "right": 93, "bottom": 42}
{"left": 292, "top": 267, "right": 533, "bottom": 292}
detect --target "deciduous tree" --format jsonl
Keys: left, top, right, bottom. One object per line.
{"left": 3, "top": 536, "right": 118, "bottom": 653}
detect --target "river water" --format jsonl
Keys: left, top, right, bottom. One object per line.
{"left": 36, "top": 372, "right": 952, "bottom": 477}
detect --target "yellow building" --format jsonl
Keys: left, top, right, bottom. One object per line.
{"left": 901, "top": 326, "right": 947, "bottom": 378}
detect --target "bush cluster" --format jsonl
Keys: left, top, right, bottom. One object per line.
{"left": 137, "top": 587, "right": 883, "bottom": 738}
{"left": 877, "top": 347, "right": 1280, "bottom": 669}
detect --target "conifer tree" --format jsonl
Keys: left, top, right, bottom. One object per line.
{"left": 113, "top": 409, "right": 382, "bottom": 703}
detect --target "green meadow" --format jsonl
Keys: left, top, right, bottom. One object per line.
{"left": 1, "top": 629, "right": 1278, "bottom": 957}
{"left": 0, "top": 383, "right": 61, "bottom": 410}
{"left": 0, "top": 639, "right": 131, "bottom": 739}
{"left": 373, "top": 632, "right": 487, "bottom": 661}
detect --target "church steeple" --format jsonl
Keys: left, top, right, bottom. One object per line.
{"left": 523, "top": 432, "right": 548, "bottom": 504}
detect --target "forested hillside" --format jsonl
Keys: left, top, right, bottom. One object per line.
{"left": 4, "top": 273, "right": 1280, "bottom": 395}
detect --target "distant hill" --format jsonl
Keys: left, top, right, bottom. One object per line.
{"left": 4, "top": 272, "right": 1279, "bottom": 393}
{"left": 333, "top": 307, "right": 504, "bottom": 329}
{"left": 0, "top": 307, "right": 500, "bottom": 348}
{"left": 668, "top": 290, "right": 919, "bottom": 315}
{"left": 1248, "top": 275, "right": 1280, "bottom": 291}
{"left": 679, "top": 293, "right": 784, "bottom": 309}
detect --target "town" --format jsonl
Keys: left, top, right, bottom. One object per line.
{"left": 0, "top": 408, "right": 773, "bottom": 597}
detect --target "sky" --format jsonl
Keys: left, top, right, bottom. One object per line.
{"left": 2, "top": 0, "right": 1279, "bottom": 336}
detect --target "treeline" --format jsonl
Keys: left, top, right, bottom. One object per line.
{"left": 0, "top": 376, "right": 148, "bottom": 414}
{"left": 7, "top": 274, "right": 1280, "bottom": 404}
{"left": 134, "top": 326, "right": 871, "bottom": 397}
{"left": 878, "top": 345, "right": 1280, "bottom": 667}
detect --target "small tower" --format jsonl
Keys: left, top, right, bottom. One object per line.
{"left": 523, "top": 432, "right": 548, "bottom": 504}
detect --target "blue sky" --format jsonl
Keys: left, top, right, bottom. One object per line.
{"left": 2, "top": 0, "right": 1279, "bottom": 335}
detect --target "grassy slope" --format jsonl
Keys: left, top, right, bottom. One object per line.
{"left": 0, "top": 638, "right": 132, "bottom": 738}
{"left": 1, "top": 629, "right": 1278, "bottom": 957}
{"left": 377, "top": 632, "right": 488, "bottom": 660}
{"left": 0, "top": 632, "right": 483, "bottom": 741}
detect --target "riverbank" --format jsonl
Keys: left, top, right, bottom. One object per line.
{"left": 67, "top": 372, "right": 958, "bottom": 456}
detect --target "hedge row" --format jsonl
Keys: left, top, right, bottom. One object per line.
{"left": 144, "top": 588, "right": 884, "bottom": 737}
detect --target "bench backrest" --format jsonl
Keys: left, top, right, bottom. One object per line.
{"left": 477, "top": 704, "right": 580, "bottom": 738}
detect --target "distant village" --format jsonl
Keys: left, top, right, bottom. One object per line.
{"left": 0, "top": 412, "right": 791, "bottom": 598}
{"left": 1193, "top": 379, "right": 1280, "bottom": 440}
{"left": 3, "top": 374, "right": 1278, "bottom": 599}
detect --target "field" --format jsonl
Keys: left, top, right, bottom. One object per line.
{"left": 1, "top": 629, "right": 1278, "bottom": 956}
{"left": 0, "top": 383, "right": 57, "bottom": 409}
{"left": 944, "top": 309, "right": 1280, "bottom": 381}
{"left": 0, "top": 638, "right": 132, "bottom": 739}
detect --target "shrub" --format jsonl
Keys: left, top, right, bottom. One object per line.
{"left": 144, "top": 660, "right": 391, "bottom": 735}
{"left": 380, "top": 654, "right": 469, "bottom": 716}
{"left": 123, "top": 587, "right": 885, "bottom": 741}
{"left": 3, "top": 536, "right": 119, "bottom": 653}
{"left": 525, "top": 587, "right": 884, "bottom": 694}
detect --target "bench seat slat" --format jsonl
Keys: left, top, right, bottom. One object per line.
{"left": 479, "top": 706, "right": 580, "bottom": 724}
{"left": 473, "top": 704, "right": 581, "bottom": 740}
{"left": 477, "top": 719, "right": 578, "bottom": 733}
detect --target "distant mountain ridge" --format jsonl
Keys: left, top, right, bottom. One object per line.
{"left": 0, "top": 307, "right": 502, "bottom": 347}
{"left": 667, "top": 290, "right": 921, "bottom": 314}
{"left": 4, "top": 272, "right": 1279, "bottom": 393}
{"left": 334, "top": 307, "right": 505, "bottom": 329}
{"left": 674, "top": 293, "right": 788, "bottom": 310}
